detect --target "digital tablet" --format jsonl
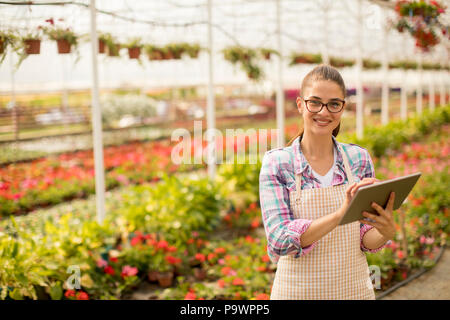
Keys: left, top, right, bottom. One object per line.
{"left": 339, "top": 172, "right": 422, "bottom": 226}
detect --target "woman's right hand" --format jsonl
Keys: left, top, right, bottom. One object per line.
{"left": 336, "top": 178, "right": 380, "bottom": 222}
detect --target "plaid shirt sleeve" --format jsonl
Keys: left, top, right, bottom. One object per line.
{"left": 357, "top": 147, "right": 390, "bottom": 253}
{"left": 259, "top": 150, "right": 317, "bottom": 265}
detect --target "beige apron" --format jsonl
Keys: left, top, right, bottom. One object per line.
{"left": 270, "top": 144, "right": 375, "bottom": 300}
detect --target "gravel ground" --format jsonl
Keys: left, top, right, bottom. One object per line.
{"left": 381, "top": 248, "right": 450, "bottom": 300}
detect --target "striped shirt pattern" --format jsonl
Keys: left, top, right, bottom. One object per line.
{"left": 259, "top": 135, "right": 388, "bottom": 264}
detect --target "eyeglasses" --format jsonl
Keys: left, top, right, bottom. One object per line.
{"left": 301, "top": 97, "right": 345, "bottom": 113}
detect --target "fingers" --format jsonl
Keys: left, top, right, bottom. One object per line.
{"left": 351, "top": 180, "right": 376, "bottom": 197}
{"left": 371, "top": 192, "right": 395, "bottom": 218}
{"left": 387, "top": 191, "right": 395, "bottom": 210}
{"left": 358, "top": 219, "right": 382, "bottom": 229}
{"left": 361, "top": 211, "right": 380, "bottom": 222}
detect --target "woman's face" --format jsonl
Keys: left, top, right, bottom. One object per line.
{"left": 295, "top": 80, "right": 345, "bottom": 137}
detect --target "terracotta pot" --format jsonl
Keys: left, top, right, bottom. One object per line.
{"left": 156, "top": 271, "right": 174, "bottom": 288}
{"left": 0, "top": 40, "right": 4, "bottom": 54}
{"left": 108, "top": 44, "right": 121, "bottom": 57}
{"left": 57, "top": 39, "right": 71, "bottom": 54}
{"left": 148, "top": 270, "right": 159, "bottom": 282}
{"left": 98, "top": 40, "right": 105, "bottom": 54}
{"left": 24, "top": 39, "right": 41, "bottom": 54}
{"left": 128, "top": 47, "right": 141, "bottom": 59}
{"left": 193, "top": 268, "right": 207, "bottom": 281}
{"left": 264, "top": 53, "right": 271, "bottom": 60}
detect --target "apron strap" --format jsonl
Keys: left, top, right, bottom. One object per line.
{"left": 294, "top": 141, "right": 356, "bottom": 192}
{"left": 337, "top": 144, "right": 355, "bottom": 185}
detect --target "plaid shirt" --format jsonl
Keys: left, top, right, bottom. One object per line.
{"left": 259, "top": 135, "right": 387, "bottom": 264}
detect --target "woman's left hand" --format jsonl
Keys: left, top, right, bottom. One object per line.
{"left": 359, "top": 192, "right": 396, "bottom": 241}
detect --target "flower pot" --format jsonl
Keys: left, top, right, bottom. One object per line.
{"left": 263, "top": 53, "right": 271, "bottom": 60}
{"left": 193, "top": 267, "right": 207, "bottom": 281}
{"left": 156, "top": 271, "right": 174, "bottom": 287}
{"left": 0, "top": 40, "right": 4, "bottom": 54}
{"left": 128, "top": 47, "right": 141, "bottom": 59}
{"left": 98, "top": 40, "right": 105, "bottom": 54}
{"left": 148, "top": 270, "right": 159, "bottom": 282}
{"left": 57, "top": 39, "right": 71, "bottom": 54}
{"left": 108, "top": 44, "right": 121, "bottom": 57}
{"left": 24, "top": 39, "right": 41, "bottom": 54}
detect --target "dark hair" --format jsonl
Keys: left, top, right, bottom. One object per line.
{"left": 287, "top": 64, "right": 346, "bottom": 146}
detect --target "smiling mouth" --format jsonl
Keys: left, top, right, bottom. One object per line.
{"left": 314, "top": 119, "right": 332, "bottom": 125}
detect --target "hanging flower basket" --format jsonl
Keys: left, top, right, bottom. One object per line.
{"left": 329, "top": 56, "right": 355, "bottom": 68}
{"left": 98, "top": 39, "right": 106, "bottom": 54}
{"left": 128, "top": 47, "right": 141, "bottom": 59}
{"left": 0, "top": 39, "right": 4, "bottom": 54}
{"left": 260, "top": 48, "right": 278, "bottom": 60}
{"left": 24, "top": 39, "right": 41, "bottom": 55}
{"left": 57, "top": 39, "right": 71, "bottom": 54}
{"left": 145, "top": 45, "right": 164, "bottom": 61}
{"left": 289, "top": 53, "right": 322, "bottom": 65}
{"left": 363, "top": 59, "right": 381, "bottom": 70}
{"left": 108, "top": 44, "right": 121, "bottom": 57}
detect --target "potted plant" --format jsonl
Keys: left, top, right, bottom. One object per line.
{"left": 289, "top": 52, "right": 323, "bottom": 65}
{"left": 362, "top": 59, "right": 381, "bottom": 70}
{"left": 164, "top": 43, "right": 184, "bottom": 60}
{"left": 42, "top": 25, "right": 79, "bottom": 54}
{"left": 98, "top": 33, "right": 115, "bottom": 54}
{"left": 329, "top": 56, "right": 355, "bottom": 68}
{"left": 22, "top": 31, "right": 42, "bottom": 55}
{"left": 0, "top": 30, "right": 17, "bottom": 64}
{"left": 260, "top": 48, "right": 278, "bottom": 60}
{"left": 125, "top": 38, "right": 142, "bottom": 59}
{"left": 185, "top": 43, "right": 201, "bottom": 58}
{"left": 144, "top": 44, "right": 164, "bottom": 61}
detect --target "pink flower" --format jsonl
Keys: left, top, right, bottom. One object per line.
{"left": 425, "top": 237, "right": 435, "bottom": 245}
{"left": 218, "top": 259, "right": 225, "bottom": 265}
{"left": 420, "top": 235, "right": 426, "bottom": 244}
{"left": 97, "top": 258, "right": 108, "bottom": 268}
{"left": 121, "top": 265, "right": 138, "bottom": 278}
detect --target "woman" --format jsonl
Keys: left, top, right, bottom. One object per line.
{"left": 259, "top": 65, "right": 396, "bottom": 300}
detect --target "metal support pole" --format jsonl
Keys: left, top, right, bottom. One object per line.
{"left": 9, "top": 46, "right": 18, "bottom": 141}
{"left": 429, "top": 70, "right": 435, "bottom": 111}
{"left": 207, "top": 0, "right": 216, "bottom": 179}
{"left": 275, "top": 0, "right": 285, "bottom": 148}
{"left": 381, "top": 8, "right": 389, "bottom": 125}
{"left": 416, "top": 52, "right": 423, "bottom": 115}
{"left": 356, "top": 0, "right": 364, "bottom": 139}
{"left": 90, "top": 0, "right": 106, "bottom": 224}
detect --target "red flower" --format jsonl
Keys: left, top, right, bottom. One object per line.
{"left": 104, "top": 265, "right": 115, "bottom": 275}
{"left": 110, "top": 257, "right": 118, "bottom": 263}
{"left": 207, "top": 253, "right": 217, "bottom": 261}
{"left": 157, "top": 240, "right": 168, "bottom": 250}
{"left": 397, "top": 250, "right": 405, "bottom": 260}
{"left": 64, "top": 290, "right": 76, "bottom": 299}
{"left": 166, "top": 255, "right": 182, "bottom": 265}
{"left": 249, "top": 202, "right": 257, "bottom": 210}
{"left": 184, "top": 292, "right": 196, "bottom": 300}
{"left": 257, "top": 266, "right": 266, "bottom": 272}
{"left": 232, "top": 277, "right": 244, "bottom": 286}
{"left": 130, "top": 236, "right": 142, "bottom": 247}
{"left": 245, "top": 235, "right": 254, "bottom": 243}
{"left": 261, "top": 254, "right": 270, "bottom": 263}
{"left": 167, "top": 245, "right": 177, "bottom": 252}
{"left": 76, "top": 291, "right": 89, "bottom": 300}
{"left": 217, "top": 279, "right": 226, "bottom": 288}
{"left": 221, "top": 266, "right": 232, "bottom": 276}
{"left": 254, "top": 293, "right": 270, "bottom": 300}
{"left": 195, "top": 253, "right": 206, "bottom": 262}
{"left": 214, "top": 247, "right": 226, "bottom": 255}
{"left": 187, "top": 238, "right": 195, "bottom": 245}
{"left": 250, "top": 217, "right": 260, "bottom": 229}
